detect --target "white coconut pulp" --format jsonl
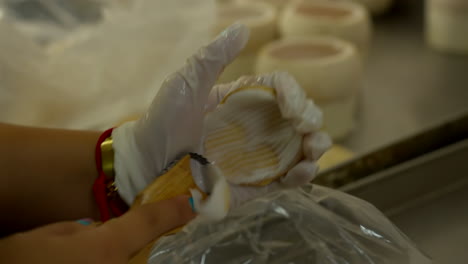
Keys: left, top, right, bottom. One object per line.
{"left": 203, "top": 87, "right": 303, "bottom": 185}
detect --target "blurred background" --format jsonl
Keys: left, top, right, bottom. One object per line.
{"left": 0, "top": 0, "right": 467, "bottom": 262}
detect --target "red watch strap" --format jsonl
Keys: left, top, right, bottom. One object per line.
{"left": 93, "top": 173, "right": 110, "bottom": 222}
{"left": 93, "top": 128, "right": 128, "bottom": 222}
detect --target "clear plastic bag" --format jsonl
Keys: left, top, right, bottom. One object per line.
{"left": 149, "top": 184, "right": 432, "bottom": 264}
{"left": 0, "top": 0, "right": 106, "bottom": 46}
{"left": 0, "top": 0, "right": 215, "bottom": 129}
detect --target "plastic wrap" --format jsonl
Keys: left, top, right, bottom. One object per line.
{"left": 0, "top": 0, "right": 111, "bottom": 45}
{"left": 0, "top": 0, "right": 215, "bottom": 129}
{"left": 149, "top": 184, "right": 432, "bottom": 264}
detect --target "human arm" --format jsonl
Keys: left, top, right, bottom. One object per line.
{"left": 0, "top": 123, "right": 101, "bottom": 234}
{"left": 0, "top": 195, "right": 195, "bottom": 264}
{"left": 0, "top": 23, "right": 250, "bottom": 233}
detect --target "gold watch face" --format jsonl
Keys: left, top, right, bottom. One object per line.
{"left": 101, "top": 137, "right": 115, "bottom": 178}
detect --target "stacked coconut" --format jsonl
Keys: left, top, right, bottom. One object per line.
{"left": 212, "top": 0, "right": 393, "bottom": 167}
{"left": 426, "top": 0, "right": 468, "bottom": 55}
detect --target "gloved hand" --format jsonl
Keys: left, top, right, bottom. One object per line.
{"left": 205, "top": 72, "right": 332, "bottom": 208}
{"left": 112, "top": 23, "right": 330, "bottom": 213}
{"left": 112, "top": 23, "right": 250, "bottom": 205}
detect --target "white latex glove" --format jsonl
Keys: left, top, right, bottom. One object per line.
{"left": 112, "top": 24, "right": 250, "bottom": 205}
{"left": 206, "top": 72, "right": 332, "bottom": 208}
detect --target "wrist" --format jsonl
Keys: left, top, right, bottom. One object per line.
{"left": 93, "top": 128, "right": 129, "bottom": 222}
{"left": 112, "top": 121, "right": 151, "bottom": 205}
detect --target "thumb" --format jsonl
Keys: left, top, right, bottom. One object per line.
{"left": 28, "top": 221, "right": 94, "bottom": 236}
{"left": 144, "top": 23, "right": 250, "bottom": 128}
{"left": 160, "top": 23, "right": 250, "bottom": 105}
{"left": 131, "top": 23, "right": 249, "bottom": 173}
{"left": 147, "top": 23, "right": 249, "bottom": 120}
{"left": 98, "top": 195, "right": 196, "bottom": 258}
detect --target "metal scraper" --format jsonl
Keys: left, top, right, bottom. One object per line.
{"left": 132, "top": 152, "right": 211, "bottom": 207}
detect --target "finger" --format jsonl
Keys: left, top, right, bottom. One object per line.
{"left": 136, "top": 23, "right": 250, "bottom": 169}
{"left": 98, "top": 195, "right": 195, "bottom": 258}
{"left": 292, "top": 100, "right": 323, "bottom": 133}
{"left": 269, "top": 71, "right": 308, "bottom": 120}
{"left": 303, "top": 132, "right": 333, "bottom": 160}
{"left": 280, "top": 161, "right": 319, "bottom": 188}
{"left": 213, "top": 72, "right": 322, "bottom": 133}
{"left": 206, "top": 83, "right": 234, "bottom": 111}
{"left": 206, "top": 72, "right": 302, "bottom": 113}
{"left": 31, "top": 221, "right": 94, "bottom": 236}
{"left": 206, "top": 74, "right": 260, "bottom": 110}
{"left": 159, "top": 23, "right": 250, "bottom": 108}
{"left": 192, "top": 164, "right": 230, "bottom": 221}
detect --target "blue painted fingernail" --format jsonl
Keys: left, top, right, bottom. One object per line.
{"left": 76, "top": 218, "right": 93, "bottom": 226}
{"left": 188, "top": 197, "right": 195, "bottom": 212}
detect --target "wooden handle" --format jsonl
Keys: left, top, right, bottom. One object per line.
{"left": 128, "top": 154, "right": 203, "bottom": 264}
{"left": 132, "top": 155, "right": 196, "bottom": 206}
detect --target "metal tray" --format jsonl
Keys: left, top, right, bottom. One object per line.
{"left": 323, "top": 3, "right": 468, "bottom": 261}
{"left": 342, "top": 0, "right": 468, "bottom": 154}
{"left": 339, "top": 138, "right": 468, "bottom": 263}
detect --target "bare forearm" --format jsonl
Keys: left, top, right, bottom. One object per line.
{"left": 0, "top": 123, "right": 101, "bottom": 233}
